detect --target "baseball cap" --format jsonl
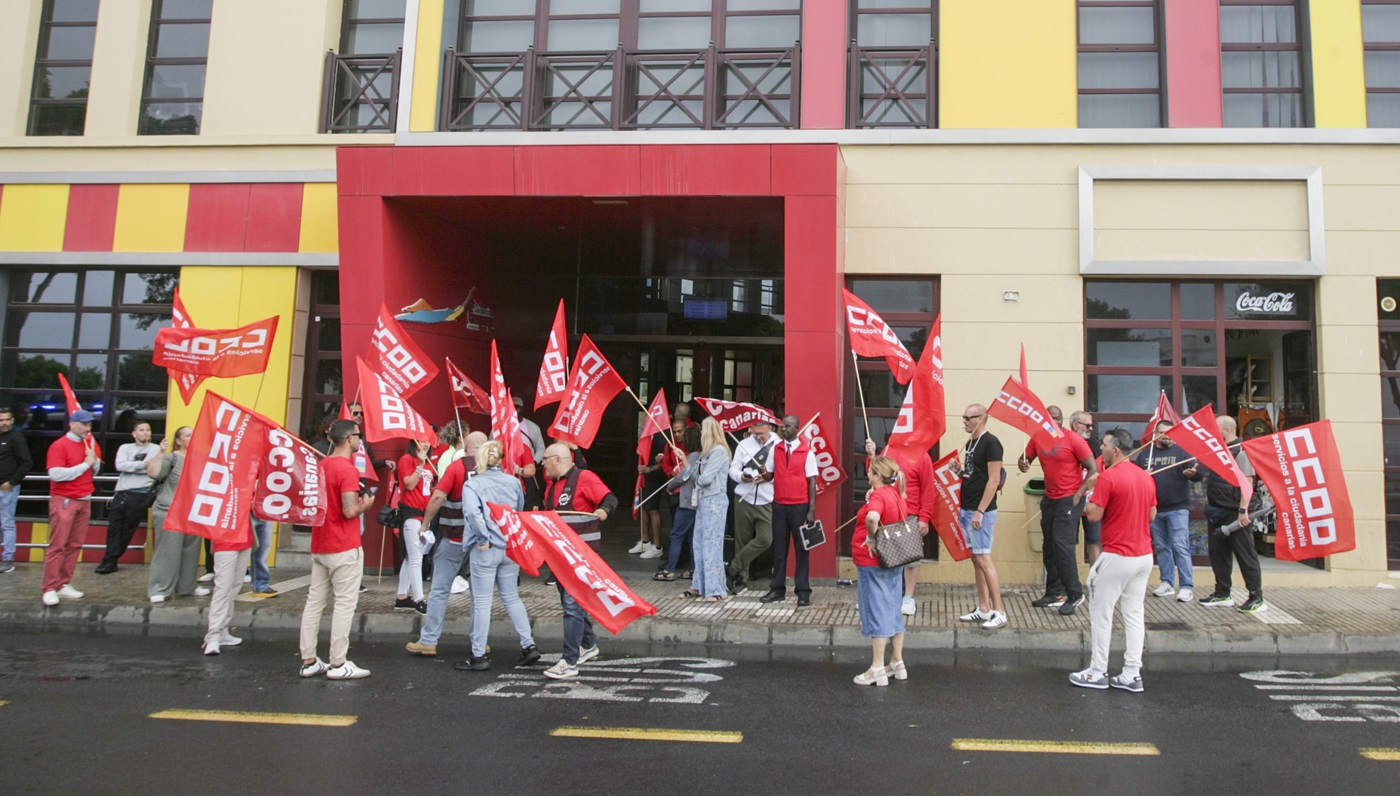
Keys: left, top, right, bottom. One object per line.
{"left": 512, "top": 396, "right": 524, "bottom": 408}
{"left": 70, "top": 409, "right": 95, "bottom": 423}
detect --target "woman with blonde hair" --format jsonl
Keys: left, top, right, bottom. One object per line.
{"left": 852, "top": 455, "right": 909, "bottom": 686}
{"left": 682, "top": 417, "right": 731, "bottom": 601}
{"left": 147, "top": 426, "right": 198, "bottom": 603}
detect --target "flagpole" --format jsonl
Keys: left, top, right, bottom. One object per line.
{"left": 625, "top": 386, "right": 681, "bottom": 455}
{"left": 851, "top": 350, "right": 872, "bottom": 444}
{"left": 1147, "top": 440, "right": 1243, "bottom": 476}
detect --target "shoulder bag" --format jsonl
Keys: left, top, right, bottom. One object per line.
{"left": 873, "top": 516, "right": 923, "bottom": 569}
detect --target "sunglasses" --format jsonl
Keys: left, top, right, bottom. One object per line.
{"left": 962, "top": 414, "right": 984, "bottom": 422}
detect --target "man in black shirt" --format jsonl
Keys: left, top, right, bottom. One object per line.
{"left": 957, "top": 404, "right": 1006, "bottom": 630}
{"left": 0, "top": 407, "right": 33, "bottom": 573}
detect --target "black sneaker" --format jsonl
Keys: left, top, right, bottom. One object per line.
{"left": 1199, "top": 592, "right": 1233, "bottom": 606}
{"left": 454, "top": 655, "right": 490, "bottom": 671}
{"left": 394, "top": 597, "right": 417, "bottom": 610}
{"left": 414, "top": 600, "right": 427, "bottom": 615}
{"left": 1031, "top": 593, "right": 1065, "bottom": 608}
{"left": 94, "top": 562, "right": 118, "bottom": 575}
{"left": 516, "top": 645, "right": 541, "bottom": 667}
{"left": 1058, "top": 594, "right": 1086, "bottom": 615}
{"left": 1237, "top": 594, "right": 1268, "bottom": 614}
{"left": 544, "top": 575, "right": 557, "bottom": 586}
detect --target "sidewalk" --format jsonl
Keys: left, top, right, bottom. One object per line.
{"left": 2, "top": 563, "right": 1397, "bottom": 655}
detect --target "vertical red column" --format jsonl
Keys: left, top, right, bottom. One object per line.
{"left": 799, "top": 2, "right": 849, "bottom": 129}
{"left": 1165, "top": 0, "right": 1223, "bottom": 127}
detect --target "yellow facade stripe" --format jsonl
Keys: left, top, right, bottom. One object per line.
{"left": 551, "top": 726, "right": 743, "bottom": 744}
{"left": 951, "top": 738, "right": 1160, "bottom": 756}
{"left": 1310, "top": 0, "right": 1368, "bottom": 128}
{"left": 113, "top": 184, "right": 190, "bottom": 252}
{"left": 298, "top": 182, "right": 339, "bottom": 253}
{"left": 1360, "top": 748, "right": 1400, "bottom": 761}
{"left": 29, "top": 522, "right": 49, "bottom": 562}
{"left": 0, "top": 184, "right": 69, "bottom": 252}
{"left": 150, "top": 709, "right": 357, "bottom": 727}
{"left": 409, "top": 0, "right": 446, "bottom": 132}
{"left": 939, "top": 0, "right": 1077, "bottom": 129}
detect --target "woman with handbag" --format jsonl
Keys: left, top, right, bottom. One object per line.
{"left": 394, "top": 440, "right": 435, "bottom": 613}
{"left": 852, "top": 456, "right": 911, "bottom": 686}
{"left": 146, "top": 427, "right": 198, "bottom": 603}
{"left": 683, "top": 417, "right": 731, "bottom": 602}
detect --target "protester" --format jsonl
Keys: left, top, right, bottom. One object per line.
{"left": 655, "top": 424, "right": 701, "bottom": 582}
{"left": 0, "top": 406, "right": 34, "bottom": 574}
{"left": 852, "top": 456, "right": 909, "bottom": 687}
{"left": 957, "top": 404, "right": 1007, "bottom": 629}
{"left": 147, "top": 427, "right": 200, "bottom": 603}
{"left": 541, "top": 443, "right": 617, "bottom": 679}
{"left": 514, "top": 395, "right": 546, "bottom": 463}
{"left": 394, "top": 439, "right": 435, "bottom": 613}
{"left": 1134, "top": 420, "right": 1202, "bottom": 603}
{"left": 299, "top": 420, "right": 375, "bottom": 680}
{"left": 727, "top": 419, "right": 776, "bottom": 593}
{"left": 683, "top": 418, "right": 730, "bottom": 601}
{"left": 434, "top": 421, "right": 466, "bottom": 479}
{"left": 406, "top": 433, "right": 482, "bottom": 657}
{"left": 1071, "top": 428, "right": 1157, "bottom": 693}
{"left": 249, "top": 515, "right": 277, "bottom": 598}
{"left": 347, "top": 402, "right": 395, "bottom": 473}
{"left": 41, "top": 409, "right": 101, "bottom": 606}
{"left": 759, "top": 414, "right": 818, "bottom": 607}
{"left": 661, "top": 418, "right": 692, "bottom": 575}
{"left": 632, "top": 422, "right": 668, "bottom": 560}
{"left": 1069, "top": 410, "right": 1103, "bottom": 565}
{"left": 457, "top": 440, "right": 539, "bottom": 671}
{"left": 1199, "top": 416, "right": 1265, "bottom": 613}
{"left": 95, "top": 421, "right": 160, "bottom": 574}
{"left": 1019, "top": 405, "right": 1097, "bottom": 616}
{"left": 863, "top": 436, "right": 935, "bottom": 616}
{"left": 202, "top": 510, "right": 255, "bottom": 656}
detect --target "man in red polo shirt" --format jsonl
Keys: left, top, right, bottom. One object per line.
{"left": 42, "top": 409, "right": 102, "bottom": 606}
{"left": 1019, "top": 406, "right": 1097, "bottom": 615}
{"left": 299, "top": 419, "right": 376, "bottom": 680}
{"left": 759, "top": 414, "right": 818, "bottom": 606}
{"left": 1071, "top": 427, "right": 1157, "bottom": 694}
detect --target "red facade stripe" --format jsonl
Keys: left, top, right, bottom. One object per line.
{"left": 637, "top": 145, "right": 772, "bottom": 195}
{"left": 184, "top": 183, "right": 251, "bottom": 252}
{"left": 63, "top": 184, "right": 120, "bottom": 252}
{"left": 244, "top": 183, "right": 304, "bottom": 252}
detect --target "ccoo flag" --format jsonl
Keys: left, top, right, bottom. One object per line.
{"left": 1241, "top": 420, "right": 1354, "bottom": 561}
{"left": 887, "top": 314, "right": 946, "bottom": 459}
{"left": 548, "top": 335, "right": 626, "bottom": 449}
{"left": 535, "top": 299, "right": 570, "bottom": 410}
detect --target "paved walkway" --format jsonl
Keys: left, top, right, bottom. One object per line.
{"left": 2, "top": 563, "right": 1397, "bottom": 654}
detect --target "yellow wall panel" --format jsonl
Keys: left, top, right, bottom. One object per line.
{"left": 939, "top": 0, "right": 1077, "bottom": 128}
{"left": 409, "top": 0, "right": 446, "bottom": 132}
{"left": 0, "top": 184, "right": 69, "bottom": 251}
{"left": 298, "top": 183, "right": 340, "bottom": 252}
{"left": 113, "top": 184, "right": 190, "bottom": 252}
{"left": 1310, "top": 0, "right": 1368, "bottom": 128}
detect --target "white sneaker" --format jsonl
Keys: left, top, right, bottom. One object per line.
{"left": 57, "top": 584, "right": 83, "bottom": 599}
{"left": 901, "top": 596, "right": 916, "bottom": 616}
{"left": 958, "top": 608, "right": 989, "bottom": 623}
{"left": 1152, "top": 582, "right": 1176, "bottom": 598}
{"left": 451, "top": 576, "right": 470, "bottom": 594}
{"left": 194, "top": 586, "right": 211, "bottom": 597}
{"left": 202, "top": 641, "right": 220, "bottom": 656}
{"left": 150, "top": 594, "right": 166, "bottom": 603}
{"left": 243, "top": 574, "right": 252, "bottom": 583}
{"left": 544, "top": 660, "right": 578, "bottom": 679}
{"left": 1176, "top": 588, "right": 1194, "bottom": 603}
{"left": 577, "top": 644, "right": 600, "bottom": 664}
{"left": 42, "top": 590, "right": 59, "bottom": 606}
{"left": 299, "top": 658, "right": 328, "bottom": 678}
{"left": 639, "top": 543, "right": 662, "bottom": 559}
{"left": 326, "top": 660, "right": 371, "bottom": 680}
{"left": 981, "top": 611, "right": 1008, "bottom": 630}
{"left": 628, "top": 540, "right": 647, "bottom": 554}
{"left": 198, "top": 572, "right": 215, "bottom": 583}
{"left": 1069, "top": 668, "right": 1109, "bottom": 689}
{"left": 219, "top": 632, "right": 242, "bottom": 647}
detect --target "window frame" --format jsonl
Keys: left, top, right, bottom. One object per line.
{"left": 139, "top": 0, "right": 213, "bottom": 136}
{"left": 339, "top": 0, "right": 408, "bottom": 55}
{"left": 1076, "top": 0, "right": 1165, "bottom": 129}
{"left": 1378, "top": 278, "right": 1400, "bottom": 570}
{"left": 846, "top": 1, "right": 938, "bottom": 129}
{"left": 1218, "top": 0, "right": 1310, "bottom": 128}
{"left": 1363, "top": 0, "right": 1400, "bottom": 128}
{"left": 27, "top": 0, "right": 100, "bottom": 137}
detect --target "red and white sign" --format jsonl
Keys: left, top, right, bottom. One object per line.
{"left": 486, "top": 503, "right": 548, "bottom": 576}
{"left": 535, "top": 299, "right": 570, "bottom": 410}
{"left": 988, "top": 376, "right": 1063, "bottom": 445}
{"left": 800, "top": 414, "right": 847, "bottom": 495}
{"left": 356, "top": 356, "right": 437, "bottom": 444}
{"left": 888, "top": 314, "right": 946, "bottom": 459}
{"left": 445, "top": 357, "right": 490, "bottom": 414}
{"left": 548, "top": 334, "right": 626, "bottom": 449}
{"left": 636, "top": 389, "right": 670, "bottom": 464}
{"left": 695, "top": 397, "right": 780, "bottom": 433}
{"left": 489, "top": 340, "right": 530, "bottom": 472}
{"left": 169, "top": 287, "right": 207, "bottom": 403}
{"left": 928, "top": 450, "right": 971, "bottom": 561}
{"left": 372, "top": 305, "right": 438, "bottom": 398}
{"left": 255, "top": 425, "right": 327, "bottom": 526}
{"left": 843, "top": 288, "right": 915, "bottom": 385}
{"left": 1145, "top": 390, "right": 1183, "bottom": 438}
{"left": 153, "top": 316, "right": 278, "bottom": 379}
{"left": 1242, "top": 421, "right": 1354, "bottom": 561}
{"left": 1165, "top": 405, "right": 1253, "bottom": 507}
{"left": 165, "top": 392, "right": 268, "bottom": 546}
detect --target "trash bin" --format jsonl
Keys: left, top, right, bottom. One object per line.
{"left": 1023, "top": 478, "right": 1045, "bottom": 553}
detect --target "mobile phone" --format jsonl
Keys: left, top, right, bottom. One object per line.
{"left": 364, "top": 486, "right": 378, "bottom": 497}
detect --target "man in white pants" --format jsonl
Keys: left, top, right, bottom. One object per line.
{"left": 202, "top": 520, "right": 253, "bottom": 656}
{"left": 1070, "top": 427, "right": 1157, "bottom": 694}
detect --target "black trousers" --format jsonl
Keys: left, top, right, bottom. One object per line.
{"left": 1040, "top": 495, "right": 1083, "bottom": 600}
{"left": 1207, "top": 509, "right": 1262, "bottom": 596}
{"left": 102, "top": 490, "right": 149, "bottom": 565}
{"left": 768, "top": 502, "right": 811, "bottom": 597}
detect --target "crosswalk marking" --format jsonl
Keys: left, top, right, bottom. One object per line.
{"left": 551, "top": 726, "right": 742, "bottom": 744}
{"left": 1360, "top": 748, "right": 1400, "bottom": 761}
{"left": 951, "top": 738, "right": 1160, "bottom": 756}
{"left": 150, "top": 709, "right": 357, "bottom": 727}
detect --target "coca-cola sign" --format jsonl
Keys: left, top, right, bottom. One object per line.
{"left": 1234, "top": 291, "right": 1296, "bottom": 315}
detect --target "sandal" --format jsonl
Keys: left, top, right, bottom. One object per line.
{"left": 702, "top": 595, "right": 730, "bottom": 603}
{"left": 653, "top": 571, "right": 676, "bottom": 581}
{"left": 680, "top": 569, "right": 692, "bottom": 578}
{"left": 679, "top": 589, "right": 701, "bottom": 599}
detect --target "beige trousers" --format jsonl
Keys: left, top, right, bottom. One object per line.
{"left": 299, "top": 547, "right": 364, "bottom": 666}
{"left": 205, "top": 548, "right": 251, "bottom": 646}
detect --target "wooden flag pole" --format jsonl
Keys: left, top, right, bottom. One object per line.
{"left": 851, "top": 350, "right": 872, "bottom": 444}
{"left": 625, "top": 386, "right": 681, "bottom": 456}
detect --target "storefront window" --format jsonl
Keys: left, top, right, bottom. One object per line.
{"left": 1377, "top": 279, "right": 1400, "bottom": 569}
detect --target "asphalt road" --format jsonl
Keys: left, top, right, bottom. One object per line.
{"left": 1, "top": 626, "right": 1397, "bottom": 795}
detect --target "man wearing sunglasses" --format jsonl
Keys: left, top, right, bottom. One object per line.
{"left": 1019, "top": 406, "right": 1097, "bottom": 616}
{"left": 1070, "top": 411, "right": 1103, "bottom": 566}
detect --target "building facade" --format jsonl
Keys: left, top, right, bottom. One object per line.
{"left": 1, "top": 0, "right": 1397, "bottom": 588}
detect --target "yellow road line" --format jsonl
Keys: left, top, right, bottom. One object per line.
{"left": 149, "top": 709, "right": 357, "bottom": 727}
{"left": 551, "top": 726, "right": 742, "bottom": 744}
{"left": 0, "top": 700, "right": 8, "bottom": 708}
{"left": 952, "top": 738, "right": 1160, "bottom": 756}
{"left": 1360, "top": 748, "right": 1400, "bottom": 761}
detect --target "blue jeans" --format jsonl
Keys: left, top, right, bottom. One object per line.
{"left": 469, "top": 545, "right": 534, "bottom": 657}
{"left": 557, "top": 581, "right": 596, "bottom": 665}
{"left": 251, "top": 517, "right": 273, "bottom": 591}
{"left": 1150, "top": 508, "right": 1193, "bottom": 590}
{"left": 419, "top": 539, "right": 469, "bottom": 646}
{"left": 0, "top": 485, "right": 18, "bottom": 561}
{"left": 665, "top": 507, "right": 696, "bottom": 572}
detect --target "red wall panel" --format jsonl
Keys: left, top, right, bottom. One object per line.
{"left": 244, "top": 184, "right": 304, "bottom": 252}
{"left": 638, "top": 145, "right": 772, "bottom": 195}
{"left": 799, "top": 2, "right": 849, "bottom": 129}
{"left": 63, "top": 184, "right": 120, "bottom": 252}
{"left": 514, "top": 146, "right": 641, "bottom": 195}
{"left": 393, "top": 147, "right": 516, "bottom": 196}
{"left": 184, "top": 184, "right": 250, "bottom": 252}
{"left": 1166, "top": 0, "right": 1224, "bottom": 127}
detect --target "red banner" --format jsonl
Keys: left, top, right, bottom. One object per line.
{"left": 165, "top": 392, "right": 269, "bottom": 545}
{"left": 636, "top": 389, "right": 670, "bottom": 463}
{"left": 372, "top": 305, "right": 439, "bottom": 398}
{"left": 800, "top": 414, "right": 847, "bottom": 495}
{"left": 153, "top": 316, "right": 278, "bottom": 379}
{"left": 928, "top": 450, "right": 971, "bottom": 561}
{"left": 1164, "top": 405, "right": 1253, "bottom": 507}
{"left": 1242, "top": 421, "right": 1355, "bottom": 561}
{"left": 56, "top": 372, "right": 81, "bottom": 415}
{"left": 495, "top": 508, "right": 655, "bottom": 634}
{"left": 888, "top": 314, "right": 946, "bottom": 459}
{"left": 1145, "top": 390, "right": 1182, "bottom": 438}
{"left": 445, "top": 357, "right": 490, "bottom": 414}
{"left": 170, "top": 287, "right": 207, "bottom": 403}
{"left": 356, "top": 357, "right": 437, "bottom": 444}
{"left": 535, "top": 299, "right": 569, "bottom": 410}
{"left": 695, "top": 397, "right": 780, "bottom": 433}
{"left": 843, "top": 288, "right": 915, "bottom": 385}
{"left": 255, "top": 425, "right": 327, "bottom": 526}
{"left": 548, "top": 334, "right": 626, "bottom": 449}
{"left": 489, "top": 340, "right": 526, "bottom": 471}
{"left": 988, "top": 376, "right": 1063, "bottom": 445}
{"left": 486, "top": 503, "right": 548, "bottom": 577}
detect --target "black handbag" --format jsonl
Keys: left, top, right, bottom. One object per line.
{"left": 873, "top": 516, "right": 923, "bottom": 569}
{"left": 376, "top": 475, "right": 404, "bottom": 529}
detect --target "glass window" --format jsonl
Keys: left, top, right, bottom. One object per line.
{"left": 1077, "top": 1, "right": 1162, "bottom": 129}
{"left": 1085, "top": 282, "right": 1171, "bottom": 320}
{"left": 849, "top": 280, "right": 935, "bottom": 314}
{"left": 139, "top": 0, "right": 213, "bottom": 135}
{"left": 1086, "top": 328, "right": 1172, "bottom": 367}
{"left": 1365, "top": 1, "right": 1400, "bottom": 127}
{"left": 28, "top": 0, "right": 99, "bottom": 136}
{"left": 1219, "top": 1, "right": 1307, "bottom": 128}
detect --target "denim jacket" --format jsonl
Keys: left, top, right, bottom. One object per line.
{"left": 694, "top": 446, "right": 730, "bottom": 499}
{"left": 462, "top": 467, "right": 524, "bottom": 549}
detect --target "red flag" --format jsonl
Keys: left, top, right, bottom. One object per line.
{"left": 888, "top": 315, "right": 946, "bottom": 459}
{"left": 1163, "top": 405, "right": 1253, "bottom": 508}
{"left": 339, "top": 401, "right": 377, "bottom": 482}
{"left": 800, "top": 414, "right": 847, "bottom": 495}
{"left": 153, "top": 316, "right": 278, "bottom": 379}
{"left": 1242, "top": 421, "right": 1354, "bottom": 561}
{"left": 636, "top": 389, "right": 670, "bottom": 464}
{"left": 255, "top": 425, "right": 328, "bottom": 526}
{"left": 501, "top": 508, "right": 656, "bottom": 634}
{"left": 56, "top": 372, "right": 81, "bottom": 415}
{"left": 165, "top": 392, "right": 270, "bottom": 546}
{"left": 1019, "top": 344, "right": 1028, "bottom": 387}
{"left": 445, "top": 357, "right": 490, "bottom": 414}
{"left": 489, "top": 340, "right": 525, "bottom": 471}
{"left": 843, "top": 288, "right": 915, "bottom": 385}
{"left": 355, "top": 357, "right": 437, "bottom": 444}
{"left": 548, "top": 334, "right": 626, "bottom": 449}
{"left": 486, "top": 503, "right": 548, "bottom": 576}
{"left": 1144, "top": 390, "right": 1183, "bottom": 438}
{"left": 928, "top": 450, "right": 971, "bottom": 561}
{"left": 694, "top": 397, "right": 780, "bottom": 433}
{"left": 988, "top": 376, "right": 1064, "bottom": 445}
{"left": 535, "top": 299, "right": 569, "bottom": 410}
{"left": 372, "top": 305, "right": 439, "bottom": 398}
{"left": 169, "top": 287, "right": 207, "bottom": 403}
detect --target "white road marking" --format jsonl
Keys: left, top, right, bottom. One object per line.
{"left": 471, "top": 656, "right": 736, "bottom": 704}
{"left": 1243, "top": 670, "right": 1400, "bottom": 723}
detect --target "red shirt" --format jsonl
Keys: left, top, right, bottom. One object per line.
{"left": 543, "top": 467, "right": 612, "bottom": 513}
{"left": 1090, "top": 461, "right": 1157, "bottom": 557}
{"left": 47, "top": 434, "right": 102, "bottom": 499}
{"left": 872, "top": 448, "right": 936, "bottom": 524}
{"left": 313, "top": 455, "right": 364, "bottom": 554}
{"left": 1026, "top": 433, "right": 1093, "bottom": 500}
{"left": 853, "top": 485, "right": 908, "bottom": 568}
{"left": 397, "top": 454, "right": 434, "bottom": 512}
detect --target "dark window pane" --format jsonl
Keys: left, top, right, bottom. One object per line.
{"left": 29, "top": 103, "right": 87, "bottom": 135}
{"left": 146, "top": 64, "right": 206, "bottom": 98}
{"left": 119, "top": 313, "right": 169, "bottom": 348}
{"left": 1181, "top": 282, "right": 1216, "bottom": 320}
{"left": 1181, "top": 329, "right": 1218, "bottom": 367}
{"left": 73, "top": 353, "right": 106, "bottom": 388}
{"left": 1366, "top": 50, "right": 1400, "bottom": 89}
{"left": 345, "top": 22, "right": 403, "bottom": 54}
{"left": 849, "top": 280, "right": 934, "bottom": 314}
{"left": 78, "top": 313, "right": 110, "bottom": 349}
{"left": 123, "top": 272, "right": 176, "bottom": 305}
{"left": 1384, "top": 377, "right": 1400, "bottom": 419}
{"left": 159, "top": 0, "right": 214, "bottom": 19}
{"left": 1220, "top": 5, "right": 1297, "bottom": 44}
{"left": 1087, "top": 328, "right": 1171, "bottom": 367}
{"left": 50, "top": 0, "right": 101, "bottom": 23}
{"left": 42, "top": 25, "right": 97, "bottom": 60}
{"left": 462, "top": 19, "right": 534, "bottom": 51}
{"left": 1364, "top": 5, "right": 1400, "bottom": 43}
{"left": 1387, "top": 425, "right": 1400, "bottom": 467}
{"left": 314, "top": 359, "right": 344, "bottom": 396}
{"left": 1078, "top": 93, "right": 1161, "bottom": 128}
{"left": 639, "top": 17, "right": 710, "bottom": 49}
{"left": 82, "top": 271, "right": 114, "bottom": 305}
{"left": 12, "top": 312, "right": 76, "bottom": 348}
{"left": 139, "top": 101, "right": 202, "bottom": 134}
{"left": 317, "top": 320, "right": 342, "bottom": 352}
{"left": 1086, "top": 282, "right": 1170, "bottom": 320}
{"left": 115, "top": 352, "right": 166, "bottom": 392}
{"left": 857, "top": 14, "right": 931, "bottom": 47}
{"left": 725, "top": 15, "right": 800, "bottom": 48}
{"left": 153, "top": 22, "right": 211, "bottom": 57}
{"left": 12, "top": 354, "right": 70, "bottom": 389}
{"left": 1183, "top": 375, "right": 1218, "bottom": 415}
{"left": 33, "top": 66, "right": 91, "bottom": 99}
{"left": 11, "top": 272, "right": 78, "bottom": 304}
{"left": 1079, "top": 52, "right": 1160, "bottom": 90}
{"left": 348, "top": 0, "right": 408, "bottom": 18}
{"left": 1088, "top": 374, "right": 1171, "bottom": 414}
{"left": 1079, "top": 7, "right": 1155, "bottom": 45}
